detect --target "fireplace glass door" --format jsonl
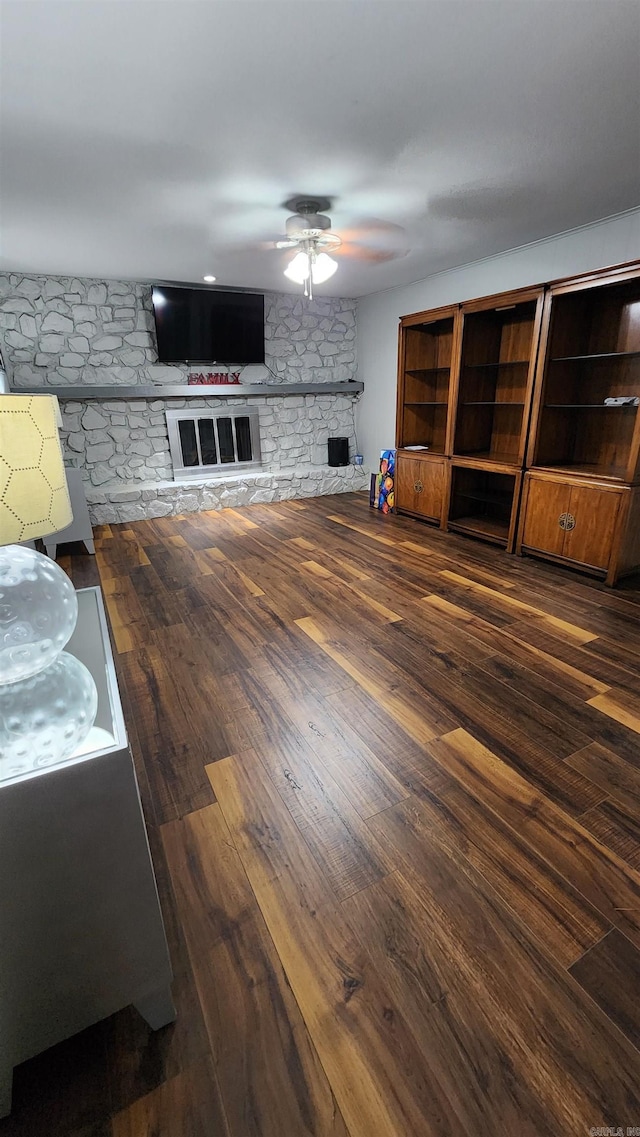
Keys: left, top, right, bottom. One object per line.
{"left": 166, "top": 409, "right": 262, "bottom": 479}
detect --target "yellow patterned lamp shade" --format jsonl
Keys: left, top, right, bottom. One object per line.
{"left": 0, "top": 395, "right": 72, "bottom": 545}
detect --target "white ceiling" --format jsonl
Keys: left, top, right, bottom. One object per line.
{"left": 1, "top": 1, "right": 639, "bottom": 298}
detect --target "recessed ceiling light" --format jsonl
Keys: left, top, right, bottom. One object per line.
{"left": 203, "top": 274, "right": 216, "bottom": 283}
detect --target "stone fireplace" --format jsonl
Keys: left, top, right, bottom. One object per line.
{"left": 0, "top": 272, "right": 368, "bottom": 523}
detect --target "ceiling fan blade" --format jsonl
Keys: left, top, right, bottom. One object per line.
{"left": 337, "top": 243, "right": 406, "bottom": 264}
{"left": 334, "top": 217, "right": 409, "bottom": 263}
{"left": 249, "top": 238, "right": 298, "bottom": 251}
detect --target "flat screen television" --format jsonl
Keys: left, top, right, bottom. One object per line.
{"left": 152, "top": 286, "right": 265, "bottom": 365}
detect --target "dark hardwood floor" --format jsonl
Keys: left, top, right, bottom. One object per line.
{"left": 4, "top": 491, "right": 640, "bottom": 1135}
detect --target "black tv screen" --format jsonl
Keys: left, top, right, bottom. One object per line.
{"left": 152, "top": 286, "right": 265, "bottom": 365}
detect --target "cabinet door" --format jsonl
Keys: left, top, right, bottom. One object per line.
{"left": 562, "top": 485, "right": 621, "bottom": 570}
{"left": 521, "top": 477, "right": 570, "bottom": 556}
{"left": 396, "top": 456, "right": 445, "bottom": 522}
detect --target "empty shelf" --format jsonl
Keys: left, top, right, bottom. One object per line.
{"left": 550, "top": 351, "right": 640, "bottom": 363}
{"left": 448, "top": 515, "right": 510, "bottom": 543}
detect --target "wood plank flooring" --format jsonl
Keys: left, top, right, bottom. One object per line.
{"left": 4, "top": 491, "right": 640, "bottom": 1136}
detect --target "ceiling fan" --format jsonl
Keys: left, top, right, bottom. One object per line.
{"left": 273, "top": 196, "right": 407, "bottom": 298}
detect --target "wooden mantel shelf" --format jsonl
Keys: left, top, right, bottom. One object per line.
{"left": 15, "top": 382, "right": 364, "bottom": 400}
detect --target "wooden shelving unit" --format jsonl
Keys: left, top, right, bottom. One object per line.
{"left": 396, "top": 306, "right": 457, "bottom": 457}
{"left": 519, "top": 263, "right": 640, "bottom": 584}
{"left": 527, "top": 271, "right": 640, "bottom": 483}
{"left": 395, "top": 305, "right": 459, "bottom": 527}
{"left": 394, "top": 261, "right": 640, "bottom": 583}
{"left": 447, "top": 287, "right": 544, "bottom": 550}
{"left": 451, "top": 287, "right": 544, "bottom": 469}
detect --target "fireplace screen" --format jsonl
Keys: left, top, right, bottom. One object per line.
{"left": 166, "top": 409, "right": 261, "bottom": 479}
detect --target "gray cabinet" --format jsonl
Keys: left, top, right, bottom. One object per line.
{"left": 0, "top": 587, "right": 174, "bottom": 1117}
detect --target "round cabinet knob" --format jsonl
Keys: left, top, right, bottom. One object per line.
{"left": 558, "top": 512, "right": 576, "bottom": 531}
{"left": 413, "top": 480, "right": 424, "bottom": 494}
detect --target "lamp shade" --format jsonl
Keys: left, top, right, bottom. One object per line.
{"left": 311, "top": 253, "right": 338, "bottom": 284}
{"left": 284, "top": 251, "right": 311, "bottom": 284}
{"left": 0, "top": 395, "right": 72, "bottom": 545}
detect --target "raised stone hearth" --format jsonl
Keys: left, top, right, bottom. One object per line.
{"left": 87, "top": 464, "right": 367, "bottom": 525}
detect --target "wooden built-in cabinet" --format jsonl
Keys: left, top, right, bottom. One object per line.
{"left": 395, "top": 454, "right": 448, "bottom": 525}
{"left": 517, "top": 263, "right": 640, "bottom": 584}
{"left": 395, "top": 260, "right": 640, "bottom": 584}
{"left": 518, "top": 471, "right": 639, "bottom": 585}
{"left": 445, "top": 287, "right": 544, "bottom": 550}
{"left": 395, "top": 305, "right": 458, "bottom": 527}
{"left": 395, "top": 289, "right": 542, "bottom": 550}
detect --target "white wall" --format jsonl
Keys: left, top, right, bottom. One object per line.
{"left": 356, "top": 208, "right": 640, "bottom": 466}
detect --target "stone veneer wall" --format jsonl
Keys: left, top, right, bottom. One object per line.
{"left": 0, "top": 274, "right": 357, "bottom": 388}
{"left": 0, "top": 272, "right": 367, "bottom": 521}
{"left": 57, "top": 392, "right": 358, "bottom": 485}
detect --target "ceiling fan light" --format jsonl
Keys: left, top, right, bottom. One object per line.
{"left": 311, "top": 253, "right": 338, "bottom": 284}
{"left": 284, "top": 250, "right": 310, "bottom": 284}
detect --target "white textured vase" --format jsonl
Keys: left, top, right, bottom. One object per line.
{"left": 0, "top": 545, "right": 78, "bottom": 683}
{"left": 0, "top": 546, "right": 97, "bottom": 782}
{"left": 0, "top": 651, "right": 98, "bottom": 781}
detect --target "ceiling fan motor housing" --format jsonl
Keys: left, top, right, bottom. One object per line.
{"left": 280, "top": 197, "right": 342, "bottom": 254}
{"left": 285, "top": 212, "right": 332, "bottom": 239}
